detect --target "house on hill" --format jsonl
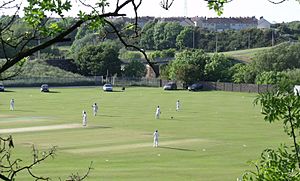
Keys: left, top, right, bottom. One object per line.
{"left": 257, "top": 16, "right": 271, "bottom": 29}
{"left": 158, "top": 17, "right": 195, "bottom": 26}
{"left": 110, "top": 16, "right": 271, "bottom": 31}
{"left": 194, "top": 16, "right": 258, "bottom": 31}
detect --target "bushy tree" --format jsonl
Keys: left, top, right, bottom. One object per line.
{"left": 255, "top": 71, "right": 287, "bottom": 85}
{"left": 167, "top": 49, "right": 209, "bottom": 84}
{"left": 75, "top": 43, "right": 121, "bottom": 76}
{"left": 164, "top": 22, "right": 183, "bottom": 49}
{"left": 283, "top": 69, "right": 300, "bottom": 86}
{"left": 230, "top": 63, "right": 257, "bottom": 83}
{"left": 176, "top": 26, "right": 194, "bottom": 49}
{"left": 122, "top": 60, "right": 146, "bottom": 78}
{"left": 153, "top": 22, "right": 182, "bottom": 50}
{"left": 71, "top": 34, "right": 101, "bottom": 59}
{"left": 139, "top": 20, "right": 156, "bottom": 50}
{"left": 204, "top": 53, "right": 234, "bottom": 81}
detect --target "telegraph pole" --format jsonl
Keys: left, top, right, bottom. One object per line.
{"left": 192, "top": 29, "right": 195, "bottom": 49}
{"left": 248, "top": 33, "right": 251, "bottom": 49}
{"left": 215, "top": 33, "right": 218, "bottom": 53}
{"left": 38, "top": 37, "right": 40, "bottom": 59}
{"left": 271, "top": 29, "right": 274, "bottom": 46}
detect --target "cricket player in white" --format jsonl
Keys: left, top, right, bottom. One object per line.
{"left": 153, "top": 130, "right": 159, "bottom": 147}
{"left": 176, "top": 100, "right": 180, "bottom": 111}
{"left": 92, "top": 103, "right": 98, "bottom": 116}
{"left": 82, "top": 111, "right": 87, "bottom": 126}
{"left": 10, "top": 99, "right": 14, "bottom": 111}
{"left": 155, "top": 106, "right": 161, "bottom": 119}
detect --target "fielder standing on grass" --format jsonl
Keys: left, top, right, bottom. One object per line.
{"left": 153, "top": 130, "right": 159, "bottom": 147}
{"left": 10, "top": 99, "right": 14, "bottom": 111}
{"left": 155, "top": 106, "right": 161, "bottom": 119}
{"left": 92, "top": 103, "right": 98, "bottom": 116}
{"left": 176, "top": 100, "right": 180, "bottom": 111}
{"left": 82, "top": 111, "right": 87, "bottom": 126}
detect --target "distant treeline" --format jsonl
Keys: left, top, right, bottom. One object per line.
{"left": 0, "top": 16, "right": 299, "bottom": 60}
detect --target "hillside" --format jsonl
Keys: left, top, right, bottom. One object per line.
{"left": 221, "top": 47, "right": 272, "bottom": 63}
{"left": 124, "top": 46, "right": 273, "bottom": 64}
{"left": 4, "top": 59, "right": 84, "bottom": 78}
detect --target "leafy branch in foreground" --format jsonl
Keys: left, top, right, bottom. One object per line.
{"left": 241, "top": 89, "right": 300, "bottom": 180}
{"left": 0, "top": 135, "right": 92, "bottom": 181}
{"left": 2, "top": 0, "right": 299, "bottom": 79}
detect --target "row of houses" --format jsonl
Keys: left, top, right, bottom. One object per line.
{"left": 114, "top": 16, "right": 272, "bottom": 31}
{"left": 192, "top": 16, "right": 271, "bottom": 31}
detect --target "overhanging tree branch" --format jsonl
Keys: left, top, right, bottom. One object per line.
{"left": 0, "top": 0, "right": 135, "bottom": 77}
{"left": 267, "top": 0, "right": 287, "bottom": 4}
{"left": 104, "top": 18, "right": 159, "bottom": 77}
{"left": 0, "top": 12, "right": 126, "bottom": 74}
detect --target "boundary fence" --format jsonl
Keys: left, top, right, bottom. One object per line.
{"left": 1, "top": 76, "right": 274, "bottom": 93}
{"left": 2, "top": 76, "right": 102, "bottom": 87}
{"left": 198, "top": 81, "right": 274, "bottom": 93}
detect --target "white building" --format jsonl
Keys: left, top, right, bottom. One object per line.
{"left": 257, "top": 16, "right": 271, "bottom": 29}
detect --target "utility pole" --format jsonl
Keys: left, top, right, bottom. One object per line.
{"left": 248, "top": 33, "right": 251, "bottom": 49}
{"left": 271, "top": 29, "right": 274, "bottom": 46}
{"left": 192, "top": 29, "right": 195, "bottom": 49}
{"left": 106, "top": 69, "right": 109, "bottom": 83}
{"left": 215, "top": 33, "right": 218, "bottom": 53}
{"left": 38, "top": 37, "right": 40, "bottom": 60}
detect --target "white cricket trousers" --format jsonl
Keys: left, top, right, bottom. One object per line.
{"left": 153, "top": 138, "right": 159, "bottom": 147}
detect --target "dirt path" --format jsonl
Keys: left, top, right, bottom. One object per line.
{"left": 64, "top": 138, "right": 205, "bottom": 154}
{"left": 0, "top": 124, "right": 82, "bottom": 134}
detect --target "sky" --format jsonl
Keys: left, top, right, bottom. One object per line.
{"left": 120, "top": 0, "right": 300, "bottom": 23}
{"left": 3, "top": 0, "right": 300, "bottom": 23}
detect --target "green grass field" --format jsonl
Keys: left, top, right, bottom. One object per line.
{"left": 0, "top": 87, "right": 289, "bottom": 180}
{"left": 222, "top": 47, "right": 271, "bottom": 63}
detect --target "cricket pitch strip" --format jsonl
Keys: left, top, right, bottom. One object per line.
{"left": 0, "top": 124, "right": 83, "bottom": 134}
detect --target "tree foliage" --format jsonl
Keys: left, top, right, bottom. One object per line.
{"left": 0, "top": 0, "right": 299, "bottom": 79}
{"left": 122, "top": 60, "right": 146, "bottom": 78}
{"left": 119, "top": 50, "right": 142, "bottom": 60}
{"left": 138, "top": 22, "right": 287, "bottom": 52}
{"left": 165, "top": 50, "right": 236, "bottom": 83}
{"left": 204, "top": 53, "right": 234, "bottom": 82}
{"left": 255, "top": 71, "right": 287, "bottom": 85}
{"left": 241, "top": 87, "right": 300, "bottom": 180}
{"left": 167, "top": 49, "right": 209, "bottom": 84}
{"left": 148, "top": 49, "right": 176, "bottom": 60}
{"left": 152, "top": 22, "right": 183, "bottom": 50}
{"left": 139, "top": 20, "right": 156, "bottom": 50}
{"left": 71, "top": 33, "right": 103, "bottom": 60}
{"left": 75, "top": 42, "right": 121, "bottom": 76}
{"left": 243, "top": 145, "right": 300, "bottom": 181}
{"left": 176, "top": 26, "right": 194, "bottom": 49}
{"left": 230, "top": 42, "right": 300, "bottom": 84}
{"left": 253, "top": 42, "right": 300, "bottom": 73}
{"left": 0, "top": 0, "right": 161, "bottom": 79}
